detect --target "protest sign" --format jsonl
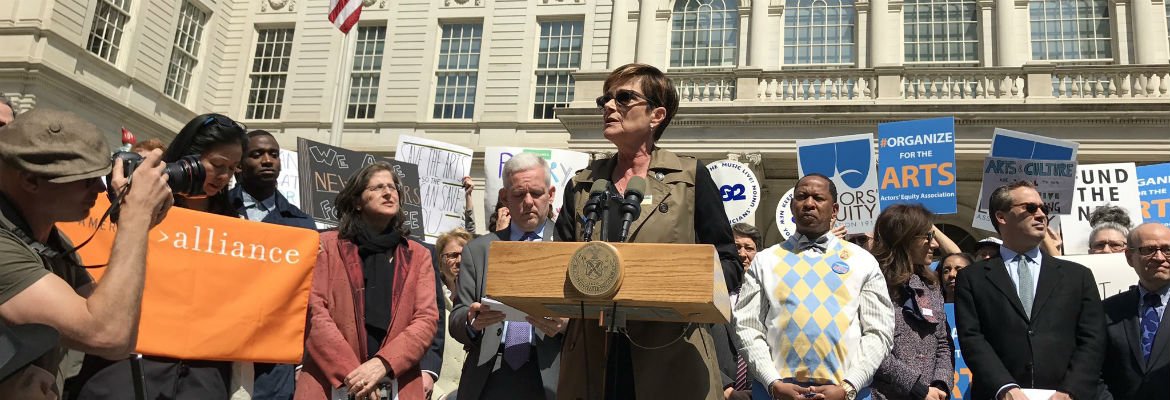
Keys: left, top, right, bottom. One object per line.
{"left": 1056, "top": 253, "right": 1139, "bottom": 299}
{"left": 1062, "top": 163, "right": 1143, "bottom": 254}
{"left": 297, "top": 138, "right": 424, "bottom": 241}
{"left": 877, "top": 117, "right": 958, "bottom": 214}
{"left": 972, "top": 129, "right": 1079, "bottom": 231}
{"left": 976, "top": 157, "right": 1077, "bottom": 215}
{"left": 1138, "top": 163, "right": 1170, "bottom": 228}
{"left": 707, "top": 160, "right": 762, "bottom": 224}
{"left": 944, "top": 303, "right": 972, "bottom": 400}
{"left": 277, "top": 149, "right": 300, "bottom": 209}
{"left": 396, "top": 135, "right": 473, "bottom": 243}
{"left": 774, "top": 188, "right": 797, "bottom": 241}
{"left": 483, "top": 147, "right": 590, "bottom": 221}
{"left": 57, "top": 197, "right": 320, "bottom": 363}
{"left": 797, "top": 133, "right": 880, "bottom": 233}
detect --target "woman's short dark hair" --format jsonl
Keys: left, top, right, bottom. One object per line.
{"left": 731, "top": 223, "right": 762, "bottom": 250}
{"left": 872, "top": 203, "right": 939, "bottom": 301}
{"left": 602, "top": 63, "right": 680, "bottom": 142}
{"left": 164, "top": 113, "right": 247, "bottom": 216}
{"left": 336, "top": 162, "right": 409, "bottom": 240}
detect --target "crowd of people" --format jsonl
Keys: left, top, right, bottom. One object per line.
{"left": 0, "top": 64, "right": 1165, "bottom": 400}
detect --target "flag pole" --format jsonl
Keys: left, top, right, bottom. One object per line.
{"left": 327, "top": 30, "right": 356, "bottom": 146}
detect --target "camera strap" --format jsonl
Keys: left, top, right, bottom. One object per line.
{"left": 0, "top": 190, "right": 115, "bottom": 268}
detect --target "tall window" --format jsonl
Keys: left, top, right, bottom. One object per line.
{"left": 1029, "top": 0, "right": 1111, "bottom": 61}
{"left": 434, "top": 23, "right": 482, "bottom": 119}
{"left": 784, "top": 0, "right": 856, "bottom": 66}
{"left": 533, "top": 21, "right": 583, "bottom": 120}
{"left": 165, "top": 2, "right": 209, "bottom": 104}
{"left": 348, "top": 26, "right": 386, "bottom": 119}
{"left": 904, "top": 0, "right": 978, "bottom": 63}
{"left": 246, "top": 28, "right": 294, "bottom": 120}
{"left": 670, "top": 0, "right": 739, "bottom": 68}
{"left": 87, "top": 0, "right": 132, "bottom": 62}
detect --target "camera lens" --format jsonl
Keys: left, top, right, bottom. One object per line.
{"left": 164, "top": 154, "right": 207, "bottom": 198}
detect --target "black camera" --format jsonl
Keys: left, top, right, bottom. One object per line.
{"left": 106, "top": 152, "right": 207, "bottom": 205}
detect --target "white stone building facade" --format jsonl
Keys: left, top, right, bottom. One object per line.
{"left": 1, "top": 0, "right": 1167, "bottom": 245}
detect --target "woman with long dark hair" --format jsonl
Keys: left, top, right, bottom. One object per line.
{"left": 75, "top": 113, "right": 249, "bottom": 399}
{"left": 870, "top": 204, "right": 954, "bottom": 400}
{"left": 297, "top": 162, "right": 437, "bottom": 400}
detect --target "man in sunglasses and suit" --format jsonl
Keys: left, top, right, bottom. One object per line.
{"left": 956, "top": 180, "right": 1105, "bottom": 400}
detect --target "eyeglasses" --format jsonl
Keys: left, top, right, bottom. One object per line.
{"left": 595, "top": 89, "right": 657, "bottom": 111}
{"left": 1090, "top": 240, "right": 1127, "bottom": 251}
{"left": 201, "top": 115, "right": 247, "bottom": 131}
{"left": 441, "top": 251, "right": 462, "bottom": 260}
{"left": 1130, "top": 245, "right": 1170, "bottom": 257}
{"left": 1012, "top": 202, "right": 1051, "bottom": 216}
{"left": 365, "top": 183, "right": 398, "bottom": 194}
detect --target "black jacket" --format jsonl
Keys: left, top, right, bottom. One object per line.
{"left": 955, "top": 253, "right": 1106, "bottom": 400}
{"left": 1101, "top": 285, "right": 1169, "bottom": 400}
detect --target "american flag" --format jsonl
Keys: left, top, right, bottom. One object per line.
{"left": 328, "top": 0, "right": 362, "bottom": 34}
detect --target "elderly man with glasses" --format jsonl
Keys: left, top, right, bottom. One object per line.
{"left": 1101, "top": 222, "right": 1170, "bottom": 400}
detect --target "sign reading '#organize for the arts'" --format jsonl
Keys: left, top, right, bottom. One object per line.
{"left": 56, "top": 197, "right": 320, "bottom": 364}
{"left": 297, "top": 138, "right": 424, "bottom": 241}
{"left": 707, "top": 160, "right": 761, "bottom": 224}
{"left": 797, "top": 133, "right": 880, "bottom": 234}
{"left": 877, "top": 117, "right": 958, "bottom": 214}
{"left": 483, "top": 147, "right": 590, "bottom": 222}
{"left": 977, "top": 157, "right": 1078, "bottom": 214}
{"left": 1062, "top": 163, "right": 1144, "bottom": 255}
{"left": 396, "top": 135, "right": 473, "bottom": 243}
{"left": 1138, "top": 163, "right": 1170, "bottom": 228}
{"left": 774, "top": 188, "right": 798, "bottom": 241}
{"left": 972, "top": 129, "right": 1079, "bottom": 231}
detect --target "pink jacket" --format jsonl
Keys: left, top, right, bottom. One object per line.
{"left": 295, "top": 231, "right": 438, "bottom": 400}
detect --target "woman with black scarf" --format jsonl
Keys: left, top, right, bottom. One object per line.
{"left": 297, "top": 162, "right": 437, "bottom": 400}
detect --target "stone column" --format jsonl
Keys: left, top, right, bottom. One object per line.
{"left": 749, "top": 0, "right": 770, "bottom": 67}
{"left": 635, "top": 0, "right": 658, "bottom": 64}
{"left": 1111, "top": 0, "right": 1131, "bottom": 64}
{"left": 856, "top": 0, "right": 871, "bottom": 68}
{"left": 979, "top": 0, "right": 995, "bottom": 66}
{"left": 608, "top": 0, "right": 635, "bottom": 68}
{"left": 995, "top": 0, "right": 1027, "bottom": 66}
{"left": 1130, "top": 0, "right": 1169, "bottom": 63}
{"left": 869, "top": 0, "right": 903, "bottom": 67}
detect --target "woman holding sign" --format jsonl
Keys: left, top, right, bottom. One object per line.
{"left": 554, "top": 63, "right": 742, "bottom": 400}
{"left": 870, "top": 204, "right": 954, "bottom": 400}
{"left": 75, "top": 113, "right": 250, "bottom": 399}
{"left": 297, "top": 162, "right": 438, "bottom": 400}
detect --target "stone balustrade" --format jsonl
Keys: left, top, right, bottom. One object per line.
{"left": 901, "top": 67, "right": 1025, "bottom": 100}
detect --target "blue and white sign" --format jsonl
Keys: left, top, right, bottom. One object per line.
{"left": 483, "top": 147, "right": 590, "bottom": 224}
{"left": 774, "top": 188, "right": 797, "bottom": 241}
{"left": 945, "top": 303, "right": 972, "bottom": 400}
{"left": 797, "top": 133, "right": 880, "bottom": 234}
{"left": 878, "top": 117, "right": 958, "bottom": 214}
{"left": 972, "top": 129, "right": 1079, "bottom": 232}
{"left": 1138, "top": 162, "right": 1170, "bottom": 228}
{"left": 707, "top": 160, "right": 761, "bottom": 224}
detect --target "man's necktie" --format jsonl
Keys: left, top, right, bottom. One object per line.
{"left": 503, "top": 231, "right": 539, "bottom": 369}
{"left": 1015, "top": 254, "right": 1034, "bottom": 318}
{"left": 1141, "top": 292, "right": 1162, "bottom": 363}
{"left": 734, "top": 353, "right": 749, "bottom": 391}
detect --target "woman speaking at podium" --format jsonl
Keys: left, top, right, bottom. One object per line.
{"left": 554, "top": 63, "right": 743, "bottom": 400}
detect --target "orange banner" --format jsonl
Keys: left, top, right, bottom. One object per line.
{"left": 57, "top": 197, "right": 319, "bottom": 364}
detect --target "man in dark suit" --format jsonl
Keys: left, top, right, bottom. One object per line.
{"left": 228, "top": 130, "right": 316, "bottom": 400}
{"left": 448, "top": 152, "right": 565, "bottom": 400}
{"left": 1101, "top": 222, "right": 1169, "bottom": 400}
{"left": 956, "top": 180, "right": 1105, "bottom": 400}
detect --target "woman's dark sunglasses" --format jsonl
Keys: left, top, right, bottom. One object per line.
{"left": 595, "top": 89, "right": 657, "bottom": 111}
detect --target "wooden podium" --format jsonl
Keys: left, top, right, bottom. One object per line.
{"left": 484, "top": 241, "right": 731, "bottom": 325}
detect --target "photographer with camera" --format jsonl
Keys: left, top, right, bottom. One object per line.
{"left": 0, "top": 109, "right": 173, "bottom": 396}
{"left": 76, "top": 113, "right": 249, "bottom": 400}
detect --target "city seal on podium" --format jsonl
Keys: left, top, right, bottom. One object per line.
{"left": 568, "top": 241, "right": 623, "bottom": 299}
